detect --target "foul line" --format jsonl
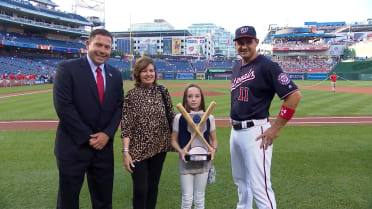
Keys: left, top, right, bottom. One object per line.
{"left": 0, "top": 120, "right": 58, "bottom": 123}
{"left": 0, "top": 89, "right": 52, "bottom": 99}
{"left": 1, "top": 115, "right": 371, "bottom": 125}
{"left": 214, "top": 116, "right": 372, "bottom": 121}
{"left": 287, "top": 121, "right": 372, "bottom": 124}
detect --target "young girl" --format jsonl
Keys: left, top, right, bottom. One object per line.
{"left": 171, "top": 84, "right": 218, "bottom": 209}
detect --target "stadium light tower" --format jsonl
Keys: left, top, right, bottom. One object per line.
{"left": 72, "top": 0, "right": 106, "bottom": 29}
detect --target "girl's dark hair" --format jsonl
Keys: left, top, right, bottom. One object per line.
{"left": 182, "top": 84, "right": 205, "bottom": 113}
{"left": 133, "top": 56, "right": 157, "bottom": 87}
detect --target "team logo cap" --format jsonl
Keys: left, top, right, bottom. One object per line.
{"left": 234, "top": 25, "right": 257, "bottom": 41}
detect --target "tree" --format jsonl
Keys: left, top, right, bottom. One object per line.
{"left": 143, "top": 52, "right": 151, "bottom": 57}
{"left": 343, "top": 47, "right": 356, "bottom": 59}
{"left": 155, "top": 52, "right": 163, "bottom": 59}
{"left": 110, "top": 50, "right": 123, "bottom": 58}
{"left": 132, "top": 51, "right": 140, "bottom": 56}
{"left": 199, "top": 46, "right": 204, "bottom": 56}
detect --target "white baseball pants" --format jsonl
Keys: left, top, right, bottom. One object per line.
{"left": 179, "top": 172, "right": 209, "bottom": 209}
{"left": 230, "top": 119, "right": 276, "bottom": 209}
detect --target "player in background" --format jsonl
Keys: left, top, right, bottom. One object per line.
{"left": 1, "top": 74, "right": 6, "bottom": 87}
{"left": 330, "top": 72, "right": 337, "bottom": 93}
{"left": 171, "top": 84, "right": 217, "bottom": 209}
{"left": 230, "top": 25, "right": 302, "bottom": 209}
{"left": 8, "top": 73, "right": 15, "bottom": 87}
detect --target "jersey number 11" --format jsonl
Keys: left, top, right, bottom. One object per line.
{"left": 238, "top": 87, "right": 249, "bottom": 102}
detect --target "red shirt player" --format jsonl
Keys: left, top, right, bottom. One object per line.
{"left": 22, "top": 74, "right": 26, "bottom": 85}
{"left": 9, "top": 74, "right": 15, "bottom": 87}
{"left": 30, "top": 74, "right": 36, "bottom": 85}
{"left": 1, "top": 74, "right": 6, "bottom": 87}
{"left": 330, "top": 72, "right": 337, "bottom": 92}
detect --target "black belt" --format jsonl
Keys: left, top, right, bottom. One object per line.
{"left": 232, "top": 118, "right": 269, "bottom": 130}
{"left": 232, "top": 121, "right": 254, "bottom": 130}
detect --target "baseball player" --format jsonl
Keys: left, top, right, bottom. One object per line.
{"left": 1, "top": 74, "right": 6, "bottom": 87}
{"left": 330, "top": 72, "right": 337, "bottom": 92}
{"left": 230, "top": 25, "right": 302, "bottom": 209}
{"left": 8, "top": 73, "right": 15, "bottom": 87}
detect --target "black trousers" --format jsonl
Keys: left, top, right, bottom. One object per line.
{"left": 56, "top": 155, "right": 114, "bottom": 209}
{"left": 131, "top": 152, "right": 167, "bottom": 209}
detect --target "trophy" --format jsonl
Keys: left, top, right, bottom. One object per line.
{"left": 176, "top": 102, "right": 216, "bottom": 161}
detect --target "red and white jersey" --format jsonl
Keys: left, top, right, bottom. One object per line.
{"left": 330, "top": 74, "right": 337, "bottom": 82}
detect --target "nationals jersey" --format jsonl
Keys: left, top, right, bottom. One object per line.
{"left": 230, "top": 55, "right": 298, "bottom": 121}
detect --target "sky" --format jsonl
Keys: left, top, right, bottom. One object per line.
{"left": 53, "top": 0, "right": 372, "bottom": 40}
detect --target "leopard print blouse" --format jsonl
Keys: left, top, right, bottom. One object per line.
{"left": 121, "top": 85, "right": 175, "bottom": 162}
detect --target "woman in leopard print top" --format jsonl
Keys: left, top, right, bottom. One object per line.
{"left": 121, "top": 56, "right": 175, "bottom": 209}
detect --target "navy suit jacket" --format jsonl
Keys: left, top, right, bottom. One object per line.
{"left": 53, "top": 56, "right": 124, "bottom": 161}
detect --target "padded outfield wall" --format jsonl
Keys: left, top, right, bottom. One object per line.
{"left": 121, "top": 60, "right": 372, "bottom": 80}
{"left": 331, "top": 60, "right": 372, "bottom": 80}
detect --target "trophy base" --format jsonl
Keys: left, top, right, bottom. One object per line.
{"left": 185, "top": 154, "right": 211, "bottom": 162}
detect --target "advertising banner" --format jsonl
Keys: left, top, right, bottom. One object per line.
{"left": 149, "top": 44, "right": 157, "bottom": 55}
{"left": 196, "top": 73, "right": 205, "bottom": 80}
{"left": 164, "top": 73, "right": 176, "bottom": 79}
{"left": 307, "top": 73, "right": 328, "bottom": 80}
{"left": 177, "top": 73, "right": 194, "bottom": 80}
{"left": 273, "top": 46, "right": 328, "bottom": 51}
{"left": 163, "top": 37, "right": 172, "bottom": 54}
{"left": 37, "top": 45, "right": 52, "bottom": 50}
{"left": 287, "top": 73, "right": 304, "bottom": 80}
{"left": 52, "top": 47, "right": 79, "bottom": 53}
{"left": 139, "top": 38, "right": 150, "bottom": 53}
{"left": 157, "top": 73, "right": 163, "bottom": 80}
{"left": 2, "top": 40, "right": 37, "bottom": 49}
{"left": 172, "top": 38, "right": 182, "bottom": 55}
{"left": 186, "top": 38, "right": 200, "bottom": 55}
{"left": 360, "top": 74, "right": 372, "bottom": 80}
{"left": 214, "top": 73, "right": 231, "bottom": 78}
{"left": 328, "top": 45, "right": 344, "bottom": 56}
{"left": 209, "top": 69, "right": 226, "bottom": 73}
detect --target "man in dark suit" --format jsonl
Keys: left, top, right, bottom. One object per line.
{"left": 53, "top": 29, "right": 124, "bottom": 209}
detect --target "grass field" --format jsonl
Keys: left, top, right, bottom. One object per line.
{"left": 1, "top": 80, "right": 372, "bottom": 208}
{"left": 1, "top": 80, "right": 372, "bottom": 120}
{"left": 0, "top": 84, "right": 53, "bottom": 95}
{"left": 1, "top": 126, "right": 371, "bottom": 209}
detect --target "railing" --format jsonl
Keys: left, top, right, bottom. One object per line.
{"left": 0, "top": 0, "right": 89, "bottom": 24}
{"left": 0, "top": 13, "right": 88, "bottom": 35}
{"left": 272, "top": 43, "right": 329, "bottom": 51}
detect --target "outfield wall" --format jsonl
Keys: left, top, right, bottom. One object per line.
{"left": 120, "top": 71, "right": 372, "bottom": 81}
{"left": 120, "top": 59, "right": 372, "bottom": 80}
{"left": 331, "top": 60, "right": 372, "bottom": 80}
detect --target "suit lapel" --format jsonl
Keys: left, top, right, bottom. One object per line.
{"left": 80, "top": 57, "right": 101, "bottom": 104}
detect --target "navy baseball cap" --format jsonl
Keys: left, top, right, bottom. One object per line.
{"left": 233, "top": 26, "right": 257, "bottom": 41}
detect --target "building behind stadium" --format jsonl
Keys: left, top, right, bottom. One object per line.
{"left": 112, "top": 19, "right": 236, "bottom": 59}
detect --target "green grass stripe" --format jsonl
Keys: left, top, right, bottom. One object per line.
{"left": 0, "top": 91, "right": 56, "bottom": 120}
{"left": 0, "top": 84, "right": 53, "bottom": 95}
{"left": 1, "top": 126, "right": 372, "bottom": 208}
{"left": 1, "top": 81, "right": 372, "bottom": 120}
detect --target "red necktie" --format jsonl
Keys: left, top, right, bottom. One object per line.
{"left": 96, "top": 67, "right": 104, "bottom": 104}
